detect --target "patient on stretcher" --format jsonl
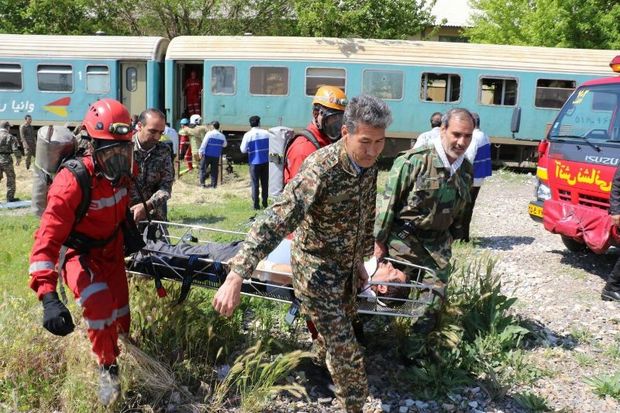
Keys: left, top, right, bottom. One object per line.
{"left": 129, "top": 238, "right": 411, "bottom": 305}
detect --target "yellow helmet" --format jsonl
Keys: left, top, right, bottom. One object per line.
{"left": 312, "top": 86, "right": 347, "bottom": 111}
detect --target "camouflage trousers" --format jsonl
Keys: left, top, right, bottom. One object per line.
{"left": 22, "top": 140, "right": 35, "bottom": 170}
{"left": 300, "top": 288, "right": 368, "bottom": 413}
{"left": 0, "top": 160, "right": 16, "bottom": 200}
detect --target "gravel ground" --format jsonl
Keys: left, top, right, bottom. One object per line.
{"left": 258, "top": 170, "right": 620, "bottom": 413}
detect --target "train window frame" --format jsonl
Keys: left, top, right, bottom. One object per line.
{"left": 125, "top": 67, "right": 138, "bottom": 92}
{"left": 419, "top": 72, "right": 461, "bottom": 103}
{"left": 478, "top": 75, "right": 518, "bottom": 107}
{"left": 304, "top": 67, "right": 347, "bottom": 96}
{"left": 361, "top": 69, "right": 405, "bottom": 101}
{"left": 249, "top": 66, "right": 289, "bottom": 96}
{"left": 37, "top": 64, "right": 74, "bottom": 93}
{"left": 534, "top": 78, "right": 576, "bottom": 110}
{"left": 211, "top": 65, "right": 236, "bottom": 95}
{"left": 86, "top": 65, "right": 110, "bottom": 94}
{"left": 0, "top": 63, "right": 23, "bottom": 92}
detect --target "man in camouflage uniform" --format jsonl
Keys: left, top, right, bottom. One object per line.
{"left": 0, "top": 120, "right": 22, "bottom": 202}
{"left": 375, "top": 108, "right": 475, "bottom": 284}
{"left": 213, "top": 95, "right": 392, "bottom": 413}
{"left": 130, "top": 109, "right": 174, "bottom": 222}
{"left": 19, "top": 115, "right": 35, "bottom": 170}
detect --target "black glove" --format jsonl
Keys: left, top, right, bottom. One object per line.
{"left": 42, "top": 292, "right": 75, "bottom": 336}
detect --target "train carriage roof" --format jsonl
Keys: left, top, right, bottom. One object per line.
{"left": 167, "top": 36, "right": 619, "bottom": 76}
{"left": 0, "top": 34, "right": 169, "bottom": 61}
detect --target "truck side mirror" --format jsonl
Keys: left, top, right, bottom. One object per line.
{"left": 511, "top": 107, "right": 521, "bottom": 134}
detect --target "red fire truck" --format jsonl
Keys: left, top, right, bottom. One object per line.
{"left": 528, "top": 56, "right": 620, "bottom": 253}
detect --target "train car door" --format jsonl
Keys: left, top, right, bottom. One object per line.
{"left": 121, "top": 62, "right": 147, "bottom": 117}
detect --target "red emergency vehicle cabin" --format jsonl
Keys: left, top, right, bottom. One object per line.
{"left": 529, "top": 56, "right": 620, "bottom": 253}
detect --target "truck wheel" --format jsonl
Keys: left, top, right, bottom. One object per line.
{"left": 561, "top": 236, "right": 587, "bottom": 252}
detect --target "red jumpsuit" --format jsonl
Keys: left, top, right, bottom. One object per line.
{"left": 29, "top": 155, "right": 130, "bottom": 366}
{"left": 283, "top": 122, "right": 331, "bottom": 185}
{"left": 184, "top": 77, "right": 202, "bottom": 116}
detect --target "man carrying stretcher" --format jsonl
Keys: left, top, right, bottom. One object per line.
{"left": 212, "top": 95, "right": 392, "bottom": 413}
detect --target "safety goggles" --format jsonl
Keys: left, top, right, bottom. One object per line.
{"left": 108, "top": 122, "right": 132, "bottom": 136}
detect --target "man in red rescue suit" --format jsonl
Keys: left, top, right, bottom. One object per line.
{"left": 283, "top": 85, "right": 348, "bottom": 184}
{"left": 28, "top": 98, "right": 135, "bottom": 407}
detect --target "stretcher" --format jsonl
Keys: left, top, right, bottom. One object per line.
{"left": 126, "top": 221, "right": 443, "bottom": 319}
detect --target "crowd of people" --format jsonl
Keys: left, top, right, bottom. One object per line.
{"left": 16, "top": 81, "right": 619, "bottom": 413}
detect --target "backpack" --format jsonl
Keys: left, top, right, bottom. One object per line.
{"left": 267, "top": 128, "right": 321, "bottom": 196}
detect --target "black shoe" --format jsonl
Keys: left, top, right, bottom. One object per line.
{"left": 296, "top": 358, "right": 335, "bottom": 397}
{"left": 7, "top": 197, "right": 20, "bottom": 202}
{"left": 601, "top": 288, "right": 620, "bottom": 302}
{"left": 98, "top": 364, "right": 120, "bottom": 406}
{"left": 412, "top": 312, "right": 438, "bottom": 336}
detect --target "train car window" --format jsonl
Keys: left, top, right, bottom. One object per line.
{"left": 535, "top": 79, "right": 576, "bottom": 109}
{"left": 126, "top": 67, "right": 138, "bottom": 92}
{"left": 212, "top": 66, "right": 236, "bottom": 95}
{"left": 0, "top": 64, "right": 22, "bottom": 91}
{"left": 37, "top": 64, "right": 73, "bottom": 92}
{"left": 362, "top": 70, "right": 403, "bottom": 100}
{"left": 86, "top": 65, "right": 110, "bottom": 94}
{"left": 305, "top": 67, "right": 346, "bottom": 95}
{"left": 479, "top": 77, "right": 518, "bottom": 106}
{"left": 420, "top": 73, "right": 461, "bottom": 102}
{"left": 250, "top": 67, "right": 288, "bottom": 95}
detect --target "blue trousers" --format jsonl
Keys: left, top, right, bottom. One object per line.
{"left": 249, "top": 162, "right": 269, "bottom": 209}
{"left": 200, "top": 156, "right": 220, "bottom": 187}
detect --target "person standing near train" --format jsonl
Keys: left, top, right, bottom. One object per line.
{"left": 184, "top": 70, "right": 202, "bottom": 116}
{"left": 214, "top": 95, "right": 392, "bottom": 413}
{"left": 283, "top": 86, "right": 348, "bottom": 184}
{"left": 462, "top": 112, "right": 492, "bottom": 242}
{"left": 19, "top": 114, "right": 35, "bottom": 170}
{"left": 198, "top": 120, "right": 227, "bottom": 188}
{"left": 178, "top": 118, "right": 194, "bottom": 176}
{"left": 412, "top": 111, "right": 442, "bottom": 149}
{"left": 240, "top": 115, "right": 270, "bottom": 210}
{"left": 0, "top": 120, "right": 22, "bottom": 202}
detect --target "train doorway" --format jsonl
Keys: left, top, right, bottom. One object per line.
{"left": 175, "top": 63, "right": 203, "bottom": 121}
{"left": 120, "top": 62, "right": 147, "bottom": 118}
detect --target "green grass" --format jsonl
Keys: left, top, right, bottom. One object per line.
{"left": 584, "top": 372, "right": 620, "bottom": 400}
{"left": 0, "top": 183, "right": 544, "bottom": 410}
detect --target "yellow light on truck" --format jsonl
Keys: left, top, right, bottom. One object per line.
{"left": 610, "top": 56, "right": 620, "bottom": 73}
{"left": 537, "top": 166, "right": 548, "bottom": 181}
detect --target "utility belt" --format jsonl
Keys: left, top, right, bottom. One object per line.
{"left": 63, "top": 226, "right": 121, "bottom": 253}
{"left": 395, "top": 219, "right": 442, "bottom": 241}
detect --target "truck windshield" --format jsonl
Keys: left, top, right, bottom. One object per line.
{"left": 549, "top": 83, "right": 620, "bottom": 143}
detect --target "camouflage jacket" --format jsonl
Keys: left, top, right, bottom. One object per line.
{"left": 374, "top": 145, "right": 472, "bottom": 268}
{"left": 19, "top": 123, "right": 35, "bottom": 149}
{"left": 0, "top": 129, "right": 21, "bottom": 163}
{"left": 230, "top": 139, "right": 377, "bottom": 300}
{"left": 130, "top": 137, "right": 174, "bottom": 220}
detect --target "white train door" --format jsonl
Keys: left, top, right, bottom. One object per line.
{"left": 121, "top": 62, "right": 147, "bottom": 117}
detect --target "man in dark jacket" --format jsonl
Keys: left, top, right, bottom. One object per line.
{"left": 602, "top": 166, "right": 620, "bottom": 301}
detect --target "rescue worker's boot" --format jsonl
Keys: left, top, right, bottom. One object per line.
{"left": 602, "top": 259, "right": 620, "bottom": 301}
{"left": 98, "top": 364, "right": 121, "bottom": 406}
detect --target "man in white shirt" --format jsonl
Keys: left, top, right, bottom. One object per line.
{"left": 412, "top": 111, "right": 442, "bottom": 149}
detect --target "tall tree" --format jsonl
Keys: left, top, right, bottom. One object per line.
{"left": 466, "top": 0, "right": 620, "bottom": 49}
{"left": 294, "top": 0, "right": 438, "bottom": 39}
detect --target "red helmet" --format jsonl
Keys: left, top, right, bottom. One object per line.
{"left": 83, "top": 98, "right": 132, "bottom": 141}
